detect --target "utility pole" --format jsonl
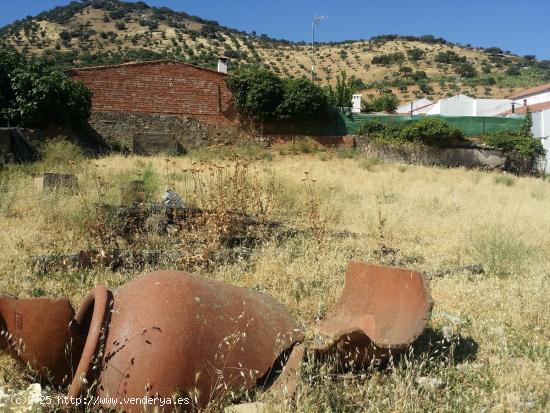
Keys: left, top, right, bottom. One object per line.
{"left": 311, "top": 15, "right": 327, "bottom": 82}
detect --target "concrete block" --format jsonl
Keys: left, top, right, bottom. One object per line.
{"left": 35, "top": 173, "right": 78, "bottom": 194}
{"left": 133, "top": 133, "right": 180, "bottom": 155}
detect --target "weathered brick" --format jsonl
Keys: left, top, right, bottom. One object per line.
{"left": 66, "top": 60, "right": 237, "bottom": 126}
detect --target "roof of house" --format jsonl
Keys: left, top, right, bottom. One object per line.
{"left": 444, "top": 94, "right": 474, "bottom": 102}
{"left": 509, "top": 83, "right": 550, "bottom": 100}
{"left": 499, "top": 100, "right": 550, "bottom": 116}
{"left": 396, "top": 98, "right": 434, "bottom": 113}
{"left": 65, "top": 59, "right": 227, "bottom": 77}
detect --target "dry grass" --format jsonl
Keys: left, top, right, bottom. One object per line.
{"left": 0, "top": 148, "right": 549, "bottom": 412}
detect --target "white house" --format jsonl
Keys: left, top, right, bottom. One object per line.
{"left": 396, "top": 98, "right": 433, "bottom": 115}
{"left": 501, "top": 84, "right": 550, "bottom": 173}
{"left": 422, "top": 94, "right": 513, "bottom": 117}
{"left": 509, "top": 83, "right": 550, "bottom": 107}
{"left": 351, "top": 94, "right": 362, "bottom": 113}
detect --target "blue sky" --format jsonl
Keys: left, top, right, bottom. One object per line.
{"left": 2, "top": 0, "right": 549, "bottom": 60}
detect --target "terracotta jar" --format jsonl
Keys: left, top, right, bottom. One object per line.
{"left": 0, "top": 263, "right": 432, "bottom": 411}
{"left": 0, "top": 271, "right": 303, "bottom": 411}
{"left": 0, "top": 296, "right": 85, "bottom": 386}
{"left": 312, "top": 262, "right": 433, "bottom": 368}
{"left": 76, "top": 271, "right": 303, "bottom": 410}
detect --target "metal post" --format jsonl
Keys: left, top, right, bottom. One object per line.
{"left": 311, "top": 15, "right": 327, "bottom": 83}
{"left": 311, "top": 20, "right": 315, "bottom": 81}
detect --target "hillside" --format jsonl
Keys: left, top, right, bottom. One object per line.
{"left": 2, "top": 0, "right": 550, "bottom": 102}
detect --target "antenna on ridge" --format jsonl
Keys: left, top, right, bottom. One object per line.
{"left": 311, "top": 14, "right": 328, "bottom": 82}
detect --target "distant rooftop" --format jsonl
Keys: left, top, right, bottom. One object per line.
{"left": 509, "top": 83, "right": 550, "bottom": 100}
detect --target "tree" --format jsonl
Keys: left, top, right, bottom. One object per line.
{"left": 363, "top": 94, "right": 399, "bottom": 113}
{"left": 418, "top": 82, "right": 434, "bottom": 94}
{"left": 226, "top": 68, "right": 284, "bottom": 121}
{"left": 520, "top": 110, "right": 533, "bottom": 137}
{"left": 326, "top": 71, "right": 355, "bottom": 108}
{"left": 506, "top": 65, "right": 521, "bottom": 76}
{"left": 277, "top": 77, "right": 328, "bottom": 121}
{"left": 399, "top": 66, "right": 413, "bottom": 77}
{"left": 406, "top": 48, "right": 425, "bottom": 61}
{"left": 0, "top": 48, "right": 92, "bottom": 127}
{"left": 455, "top": 63, "right": 477, "bottom": 78}
{"left": 226, "top": 69, "right": 327, "bottom": 122}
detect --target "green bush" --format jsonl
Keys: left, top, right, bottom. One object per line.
{"left": 226, "top": 68, "right": 284, "bottom": 121}
{"left": 140, "top": 162, "right": 160, "bottom": 199}
{"left": 356, "top": 117, "right": 464, "bottom": 145}
{"left": 435, "top": 51, "right": 466, "bottom": 64}
{"left": 362, "top": 94, "right": 399, "bottom": 113}
{"left": 355, "top": 120, "right": 386, "bottom": 135}
{"left": 0, "top": 48, "right": 92, "bottom": 128}
{"left": 494, "top": 175, "right": 515, "bottom": 186}
{"left": 372, "top": 52, "right": 405, "bottom": 66}
{"left": 226, "top": 69, "right": 328, "bottom": 122}
{"left": 399, "top": 117, "right": 463, "bottom": 145}
{"left": 325, "top": 71, "right": 355, "bottom": 108}
{"left": 484, "top": 131, "right": 544, "bottom": 158}
{"left": 336, "top": 147, "right": 358, "bottom": 159}
{"left": 406, "top": 48, "right": 425, "bottom": 61}
{"left": 455, "top": 63, "right": 477, "bottom": 78}
{"left": 471, "top": 226, "right": 531, "bottom": 277}
{"left": 277, "top": 78, "right": 328, "bottom": 121}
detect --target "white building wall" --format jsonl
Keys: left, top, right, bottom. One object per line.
{"left": 427, "top": 100, "right": 474, "bottom": 116}
{"left": 532, "top": 111, "right": 543, "bottom": 138}
{"left": 476, "top": 99, "right": 513, "bottom": 116}
{"left": 424, "top": 96, "right": 512, "bottom": 117}
{"left": 512, "top": 89, "right": 550, "bottom": 106}
{"left": 543, "top": 110, "right": 550, "bottom": 138}
{"left": 531, "top": 109, "right": 550, "bottom": 139}
{"left": 531, "top": 109, "right": 550, "bottom": 173}
{"left": 351, "top": 94, "right": 362, "bottom": 113}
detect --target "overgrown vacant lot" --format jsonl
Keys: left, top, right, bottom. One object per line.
{"left": 0, "top": 147, "right": 549, "bottom": 412}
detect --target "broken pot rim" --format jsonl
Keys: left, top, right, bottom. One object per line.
{"left": 313, "top": 262, "right": 434, "bottom": 350}
{"left": 67, "top": 285, "right": 110, "bottom": 398}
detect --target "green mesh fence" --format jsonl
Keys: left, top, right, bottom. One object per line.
{"left": 340, "top": 114, "right": 524, "bottom": 136}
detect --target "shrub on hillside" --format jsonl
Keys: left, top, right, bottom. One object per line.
{"left": 372, "top": 52, "right": 405, "bottom": 66}
{"left": 406, "top": 48, "right": 425, "bottom": 61}
{"left": 455, "top": 62, "right": 477, "bottom": 78}
{"left": 435, "top": 51, "right": 466, "bottom": 64}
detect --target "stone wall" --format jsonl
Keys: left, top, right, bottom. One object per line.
{"left": 88, "top": 112, "right": 253, "bottom": 152}
{"left": 356, "top": 137, "right": 507, "bottom": 170}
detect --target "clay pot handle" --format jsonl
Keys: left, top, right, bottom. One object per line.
{"left": 67, "top": 286, "right": 110, "bottom": 398}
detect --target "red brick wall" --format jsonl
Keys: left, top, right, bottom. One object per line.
{"left": 67, "top": 60, "right": 236, "bottom": 125}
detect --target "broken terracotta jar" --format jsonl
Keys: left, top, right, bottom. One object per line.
{"left": 311, "top": 262, "right": 433, "bottom": 369}
{"left": 1, "top": 271, "right": 304, "bottom": 411}
{"left": 0, "top": 296, "right": 86, "bottom": 386}
{"left": 0, "top": 262, "right": 432, "bottom": 411}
